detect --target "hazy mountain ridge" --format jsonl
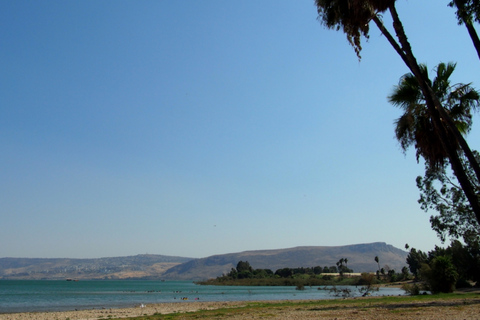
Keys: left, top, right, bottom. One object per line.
{"left": 162, "top": 242, "right": 408, "bottom": 280}
{"left": 0, "top": 254, "right": 193, "bottom": 280}
{"left": 0, "top": 243, "right": 408, "bottom": 280}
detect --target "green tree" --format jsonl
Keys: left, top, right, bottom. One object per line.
{"left": 236, "top": 261, "right": 253, "bottom": 273}
{"left": 335, "top": 258, "right": 353, "bottom": 276}
{"left": 374, "top": 256, "right": 380, "bottom": 279}
{"left": 227, "top": 267, "right": 238, "bottom": 279}
{"left": 387, "top": 269, "right": 397, "bottom": 282}
{"left": 445, "top": 240, "right": 480, "bottom": 285}
{"left": 417, "top": 151, "right": 480, "bottom": 245}
{"left": 401, "top": 266, "right": 410, "bottom": 280}
{"left": 313, "top": 266, "right": 323, "bottom": 274}
{"left": 421, "top": 256, "right": 458, "bottom": 293}
{"left": 275, "top": 268, "right": 293, "bottom": 278}
{"left": 314, "top": 0, "right": 480, "bottom": 223}
{"left": 236, "top": 261, "right": 253, "bottom": 279}
{"left": 336, "top": 258, "right": 344, "bottom": 277}
{"left": 406, "top": 248, "right": 427, "bottom": 279}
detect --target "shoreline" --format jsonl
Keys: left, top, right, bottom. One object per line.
{"left": 0, "top": 301, "right": 248, "bottom": 320}
{"left": 2, "top": 295, "right": 480, "bottom": 320}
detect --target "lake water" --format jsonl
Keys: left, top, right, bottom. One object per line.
{"left": 0, "top": 280, "right": 406, "bottom": 313}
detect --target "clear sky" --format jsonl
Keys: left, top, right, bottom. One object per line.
{"left": 1, "top": 0, "right": 479, "bottom": 259}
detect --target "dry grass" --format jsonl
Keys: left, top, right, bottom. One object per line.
{"left": 3, "top": 293, "right": 480, "bottom": 320}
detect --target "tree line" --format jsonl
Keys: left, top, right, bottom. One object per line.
{"left": 405, "top": 240, "right": 480, "bottom": 293}
{"left": 227, "top": 260, "right": 354, "bottom": 280}
{"left": 197, "top": 259, "right": 412, "bottom": 287}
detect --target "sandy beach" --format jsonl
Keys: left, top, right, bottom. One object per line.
{"left": 0, "top": 301, "right": 249, "bottom": 320}
{"left": 2, "top": 297, "right": 480, "bottom": 320}
{"left": 0, "top": 301, "right": 251, "bottom": 320}
{"left": 0, "top": 301, "right": 240, "bottom": 320}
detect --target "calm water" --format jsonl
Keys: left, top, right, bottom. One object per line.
{"left": 0, "top": 280, "right": 405, "bottom": 313}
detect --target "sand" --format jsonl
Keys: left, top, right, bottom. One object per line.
{"left": 0, "top": 301, "right": 246, "bottom": 320}
{"left": 2, "top": 297, "right": 480, "bottom": 320}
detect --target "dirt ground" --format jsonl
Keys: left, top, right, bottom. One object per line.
{"left": 2, "top": 296, "right": 480, "bottom": 320}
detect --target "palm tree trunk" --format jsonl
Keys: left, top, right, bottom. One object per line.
{"left": 383, "top": 4, "right": 480, "bottom": 224}
{"left": 445, "top": 1, "right": 480, "bottom": 182}
{"left": 388, "top": 10, "right": 480, "bottom": 188}
{"left": 453, "top": 0, "right": 480, "bottom": 61}
{"left": 465, "top": 22, "right": 480, "bottom": 61}
{"left": 371, "top": 16, "right": 409, "bottom": 66}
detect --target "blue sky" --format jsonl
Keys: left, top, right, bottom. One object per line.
{"left": 1, "top": 0, "right": 480, "bottom": 259}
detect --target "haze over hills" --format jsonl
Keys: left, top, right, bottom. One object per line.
{"left": 162, "top": 242, "right": 408, "bottom": 280}
{"left": 0, "top": 254, "right": 193, "bottom": 280}
{"left": 0, "top": 243, "right": 407, "bottom": 280}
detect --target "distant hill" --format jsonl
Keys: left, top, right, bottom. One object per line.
{"left": 162, "top": 242, "right": 408, "bottom": 280}
{"left": 0, "top": 254, "right": 193, "bottom": 280}
{"left": 0, "top": 243, "right": 408, "bottom": 280}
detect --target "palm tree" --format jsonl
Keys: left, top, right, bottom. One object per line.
{"left": 315, "top": 0, "right": 480, "bottom": 222}
{"left": 374, "top": 256, "right": 380, "bottom": 279}
{"left": 449, "top": 0, "right": 480, "bottom": 61}
{"left": 389, "top": 62, "right": 480, "bottom": 170}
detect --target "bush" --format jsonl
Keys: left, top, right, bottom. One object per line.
{"left": 420, "top": 256, "right": 458, "bottom": 293}
{"left": 357, "top": 273, "right": 379, "bottom": 296}
{"left": 401, "top": 283, "right": 421, "bottom": 295}
{"left": 295, "top": 283, "right": 305, "bottom": 290}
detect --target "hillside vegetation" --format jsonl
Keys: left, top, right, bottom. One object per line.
{"left": 0, "top": 243, "right": 407, "bottom": 280}
{"left": 163, "top": 242, "right": 408, "bottom": 280}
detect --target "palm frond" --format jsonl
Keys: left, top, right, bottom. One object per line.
{"left": 389, "top": 62, "right": 479, "bottom": 168}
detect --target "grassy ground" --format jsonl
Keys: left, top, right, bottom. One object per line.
{"left": 107, "top": 292, "right": 480, "bottom": 320}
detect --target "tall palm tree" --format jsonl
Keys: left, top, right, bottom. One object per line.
{"left": 315, "top": 0, "right": 480, "bottom": 222}
{"left": 389, "top": 62, "right": 480, "bottom": 170}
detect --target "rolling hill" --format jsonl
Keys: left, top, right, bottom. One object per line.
{"left": 0, "top": 254, "right": 193, "bottom": 280}
{"left": 162, "top": 242, "right": 407, "bottom": 280}
{"left": 0, "top": 243, "right": 408, "bottom": 280}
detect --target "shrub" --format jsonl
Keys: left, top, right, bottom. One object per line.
{"left": 420, "top": 256, "right": 458, "bottom": 293}
{"left": 357, "top": 273, "right": 379, "bottom": 296}
{"left": 401, "top": 283, "right": 421, "bottom": 295}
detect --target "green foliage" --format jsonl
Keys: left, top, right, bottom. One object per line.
{"left": 417, "top": 151, "right": 480, "bottom": 245}
{"left": 407, "top": 241, "right": 480, "bottom": 293}
{"left": 406, "top": 248, "right": 428, "bottom": 279}
{"left": 199, "top": 260, "right": 367, "bottom": 286}
{"left": 274, "top": 268, "right": 293, "bottom": 278}
{"left": 236, "top": 261, "right": 253, "bottom": 273}
{"left": 315, "top": 0, "right": 480, "bottom": 258}
{"left": 420, "top": 256, "right": 458, "bottom": 293}
{"left": 401, "top": 283, "right": 421, "bottom": 296}
{"left": 389, "top": 62, "right": 479, "bottom": 169}
{"left": 449, "top": 0, "right": 480, "bottom": 25}
{"left": 336, "top": 258, "right": 353, "bottom": 276}
{"left": 430, "top": 241, "right": 480, "bottom": 286}
{"left": 295, "top": 283, "right": 305, "bottom": 290}
{"left": 314, "top": 0, "right": 393, "bottom": 58}
{"left": 201, "top": 260, "right": 408, "bottom": 287}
